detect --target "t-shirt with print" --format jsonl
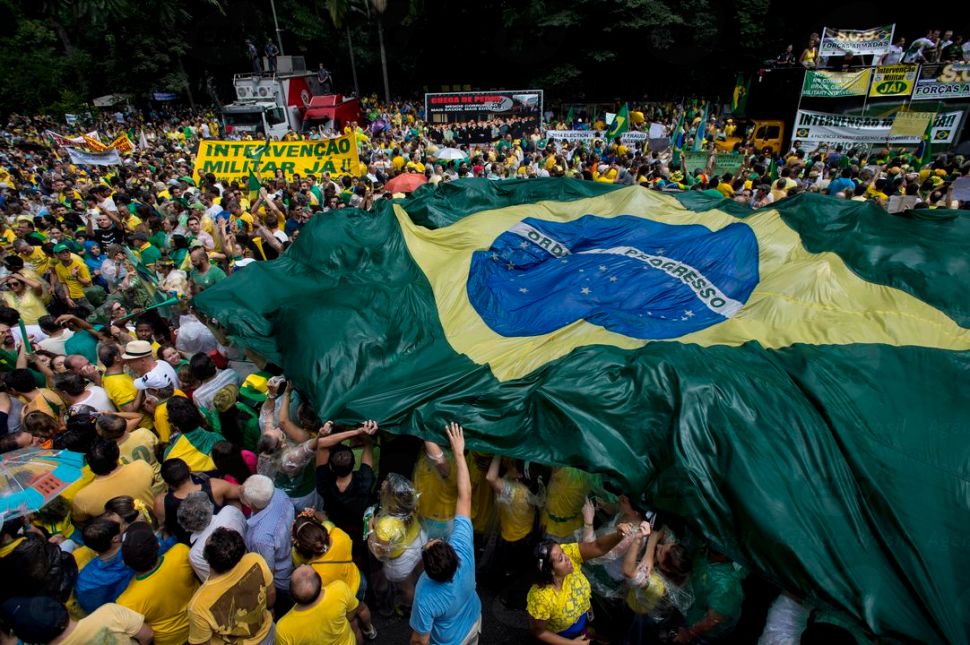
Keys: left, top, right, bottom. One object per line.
{"left": 187, "top": 552, "right": 273, "bottom": 645}
{"left": 276, "top": 580, "right": 359, "bottom": 645}
{"left": 118, "top": 428, "right": 164, "bottom": 495}
{"left": 526, "top": 542, "right": 591, "bottom": 633}
{"left": 59, "top": 602, "right": 145, "bottom": 645}
{"left": 410, "top": 515, "right": 482, "bottom": 644}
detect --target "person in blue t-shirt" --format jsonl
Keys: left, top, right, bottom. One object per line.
{"left": 828, "top": 167, "right": 856, "bottom": 197}
{"left": 74, "top": 515, "right": 135, "bottom": 613}
{"left": 409, "top": 423, "right": 482, "bottom": 645}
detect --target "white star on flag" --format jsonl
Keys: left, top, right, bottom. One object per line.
{"left": 519, "top": 287, "right": 529, "bottom": 293}
{"left": 609, "top": 276, "right": 618, "bottom": 283}
{"left": 598, "top": 265, "right": 607, "bottom": 272}
{"left": 581, "top": 287, "right": 591, "bottom": 295}
{"left": 506, "top": 262, "right": 514, "bottom": 270}
{"left": 684, "top": 309, "right": 694, "bottom": 318}
{"left": 519, "top": 241, "right": 529, "bottom": 249}
{"left": 656, "top": 248, "right": 666, "bottom": 254}
{"left": 491, "top": 252, "right": 499, "bottom": 261}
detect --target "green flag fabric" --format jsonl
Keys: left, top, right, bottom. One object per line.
{"left": 606, "top": 103, "right": 629, "bottom": 140}
{"left": 195, "top": 179, "right": 970, "bottom": 645}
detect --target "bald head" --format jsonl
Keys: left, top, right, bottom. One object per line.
{"left": 290, "top": 565, "right": 321, "bottom": 605}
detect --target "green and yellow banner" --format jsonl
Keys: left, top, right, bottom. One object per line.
{"left": 801, "top": 68, "right": 873, "bottom": 98}
{"left": 193, "top": 134, "right": 363, "bottom": 182}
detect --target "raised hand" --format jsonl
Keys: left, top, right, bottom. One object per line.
{"left": 445, "top": 421, "right": 465, "bottom": 454}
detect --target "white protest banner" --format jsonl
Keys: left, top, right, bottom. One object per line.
{"left": 819, "top": 25, "right": 894, "bottom": 57}
{"left": 66, "top": 147, "right": 123, "bottom": 166}
{"left": 546, "top": 130, "right": 596, "bottom": 142}
{"left": 912, "top": 63, "right": 970, "bottom": 101}
{"left": 792, "top": 109, "right": 963, "bottom": 147}
{"left": 545, "top": 130, "right": 648, "bottom": 144}
{"left": 648, "top": 122, "right": 666, "bottom": 139}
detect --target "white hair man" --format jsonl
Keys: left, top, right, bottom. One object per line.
{"left": 241, "top": 474, "right": 295, "bottom": 618}
{"left": 177, "top": 491, "right": 248, "bottom": 581}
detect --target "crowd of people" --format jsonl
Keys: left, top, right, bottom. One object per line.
{"left": 0, "top": 58, "right": 965, "bottom": 642}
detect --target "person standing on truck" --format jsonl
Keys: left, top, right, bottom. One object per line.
{"left": 318, "top": 64, "right": 333, "bottom": 93}
{"left": 265, "top": 40, "right": 279, "bottom": 75}
{"left": 246, "top": 39, "right": 261, "bottom": 76}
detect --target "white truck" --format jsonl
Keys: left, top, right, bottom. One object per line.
{"left": 222, "top": 55, "right": 322, "bottom": 138}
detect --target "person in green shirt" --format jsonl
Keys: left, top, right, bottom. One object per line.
{"left": 678, "top": 550, "right": 746, "bottom": 643}
{"left": 131, "top": 232, "right": 162, "bottom": 269}
{"left": 188, "top": 248, "right": 226, "bottom": 295}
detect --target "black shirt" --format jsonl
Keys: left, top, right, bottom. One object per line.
{"left": 92, "top": 223, "right": 124, "bottom": 248}
{"left": 315, "top": 462, "right": 375, "bottom": 542}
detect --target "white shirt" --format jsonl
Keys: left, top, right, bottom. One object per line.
{"left": 133, "top": 359, "right": 180, "bottom": 391}
{"left": 188, "top": 506, "right": 249, "bottom": 581}
{"left": 99, "top": 196, "right": 119, "bottom": 214}
{"left": 37, "top": 329, "right": 75, "bottom": 355}
{"left": 77, "top": 385, "right": 115, "bottom": 412}
{"left": 11, "top": 325, "right": 48, "bottom": 349}
{"left": 880, "top": 45, "right": 904, "bottom": 65}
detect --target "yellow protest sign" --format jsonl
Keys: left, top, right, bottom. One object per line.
{"left": 82, "top": 135, "right": 109, "bottom": 152}
{"left": 869, "top": 65, "right": 918, "bottom": 97}
{"left": 109, "top": 134, "right": 134, "bottom": 155}
{"left": 889, "top": 111, "right": 933, "bottom": 138}
{"left": 193, "top": 135, "right": 363, "bottom": 181}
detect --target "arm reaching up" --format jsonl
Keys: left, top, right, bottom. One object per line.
{"left": 445, "top": 422, "right": 471, "bottom": 517}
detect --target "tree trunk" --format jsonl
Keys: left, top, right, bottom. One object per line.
{"left": 48, "top": 18, "right": 76, "bottom": 56}
{"left": 178, "top": 56, "right": 195, "bottom": 109}
{"left": 346, "top": 25, "right": 360, "bottom": 97}
{"left": 377, "top": 16, "right": 390, "bottom": 103}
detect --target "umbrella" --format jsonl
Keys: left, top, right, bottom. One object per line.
{"left": 436, "top": 147, "right": 466, "bottom": 161}
{"left": 0, "top": 448, "right": 85, "bottom": 521}
{"left": 385, "top": 173, "right": 428, "bottom": 194}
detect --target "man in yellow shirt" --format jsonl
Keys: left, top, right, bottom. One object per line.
{"left": 118, "top": 522, "right": 200, "bottom": 645}
{"left": 276, "top": 566, "right": 361, "bottom": 645}
{"left": 72, "top": 437, "right": 156, "bottom": 523}
{"left": 97, "top": 412, "right": 165, "bottom": 495}
{"left": 52, "top": 244, "right": 92, "bottom": 316}
{"left": 187, "top": 527, "right": 275, "bottom": 645}
{"left": 98, "top": 343, "right": 152, "bottom": 429}
{"left": 14, "top": 238, "right": 50, "bottom": 276}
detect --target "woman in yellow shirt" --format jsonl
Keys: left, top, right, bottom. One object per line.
{"left": 291, "top": 512, "right": 377, "bottom": 639}
{"left": 0, "top": 272, "right": 48, "bottom": 324}
{"left": 527, "top": 523, "right": 632, "bottom": 642}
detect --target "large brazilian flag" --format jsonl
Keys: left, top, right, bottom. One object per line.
{"left": 196, "top": 179, "right": 969, "bottom": 644}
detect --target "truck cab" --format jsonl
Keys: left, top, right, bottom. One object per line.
{"left": 714, "top": 119, "right": 785, "bottom": 154}
{"left": 223, "top": 102, "right": 291, "bottom": 138}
